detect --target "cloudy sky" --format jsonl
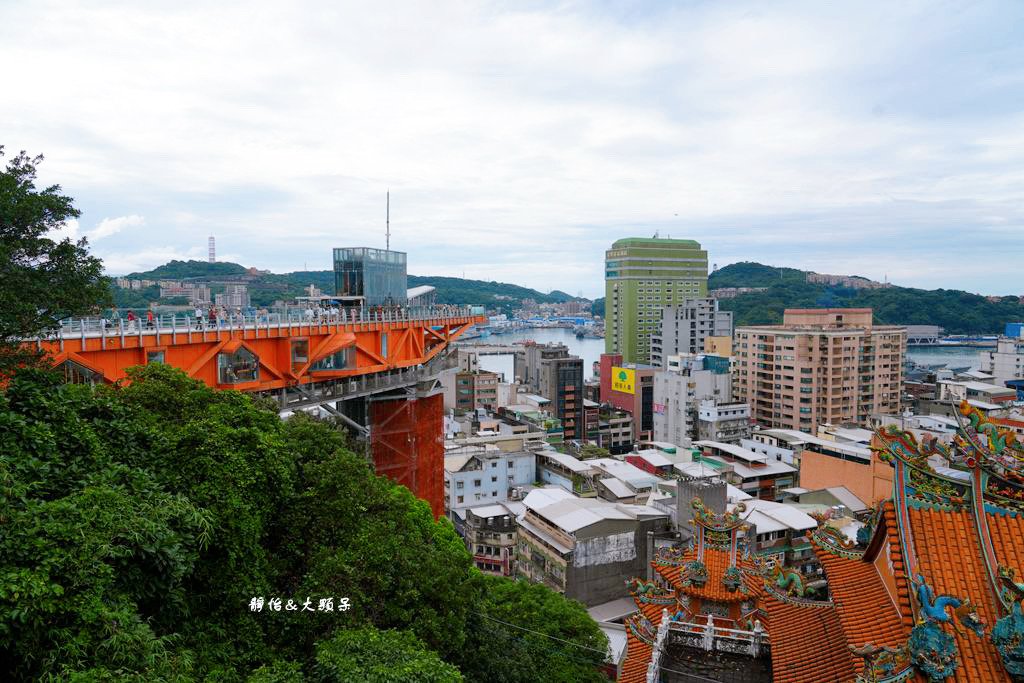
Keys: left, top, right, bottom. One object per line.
{"left": 3, "top": 1, "right": 1023, "bottom": 298}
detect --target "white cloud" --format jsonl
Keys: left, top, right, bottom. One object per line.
{"left": 87, "top": 214, "right": 144, "bottom": 241}
{"left": 4, "top": 1, "right": 1024, "bottom": 297}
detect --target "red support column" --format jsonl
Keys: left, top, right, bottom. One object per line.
{"left": 369, "top": 392, "right": 444, "bottom": 518}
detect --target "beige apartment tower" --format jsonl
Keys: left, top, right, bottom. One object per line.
{"left": 733, "top": 309, "right": 905, "bottom": 431}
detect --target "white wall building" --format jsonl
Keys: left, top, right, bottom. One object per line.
{"left": 982, "top": 338, "right": 1024, "bottom": 385}
{"left": 444, "top": 445, "right": 536, "bottom": 511}
{"left": 652, "top": 355, "right": 732, "bottom": 447}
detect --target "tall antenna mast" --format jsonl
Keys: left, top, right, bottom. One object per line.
{"left": 386, "top": 190, "right": 390, "bottom": 250}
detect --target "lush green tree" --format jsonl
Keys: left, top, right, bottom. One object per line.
{"left": 0, "top": 364, "right": 609, "bottom": 681}
{"left": 456, "top": 576, "right": 609, "bottom": 683}
{"left": 0, "top": 147, "right": 110, "bottom": 375}
{"left": 313, "top": 627, "right": 462, "bottom": 683}
{"left": 0, "top": 370, "right": 205, "bottom": 680}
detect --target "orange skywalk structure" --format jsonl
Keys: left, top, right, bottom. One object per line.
{"left": 33, "top": 308, "right": 484, "bottom": 516}
{"left": 618, "top": 401, "right": 1024, "bottom": 683}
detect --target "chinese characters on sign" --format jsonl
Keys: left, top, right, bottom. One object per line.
{"left": 249, "top": 596, "right": 351, "bottom": 613}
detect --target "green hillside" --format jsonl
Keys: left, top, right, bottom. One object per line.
{"left": 112, "top": 261, "right": 582, "bottom": 312}
{"left": 124, "top": 259, "right": 248, "bottom": 279}
{"left": 711, "top": 262, "right": 1022, "bottom": 334}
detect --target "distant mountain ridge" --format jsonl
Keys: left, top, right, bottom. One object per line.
{"left": 709, "top": 262, "right": 1022, "bottom": 335}
{"left": 114, "top": 260, "right": 582, "bottom": 311}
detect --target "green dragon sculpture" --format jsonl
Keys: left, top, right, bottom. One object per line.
{"left": 772, "top": 564, "right": 806, "bottom": 597}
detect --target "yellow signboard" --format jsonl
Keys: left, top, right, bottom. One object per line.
{"left": 611, "top": 367, "right": 635, "bottom": 395}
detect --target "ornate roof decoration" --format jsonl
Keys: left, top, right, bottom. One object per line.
{"left": 907, "top": 574, "right": 986, "bottom": 680}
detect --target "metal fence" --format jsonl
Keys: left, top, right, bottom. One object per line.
{"left": 38, "top": 306, "right": 475, "bottom": 341}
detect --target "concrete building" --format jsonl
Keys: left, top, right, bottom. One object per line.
{"left": 215, "top": 283, "right": 250, "bottom": 308}
{"left": 456, "top": 502, "right": 524, "bottom": 577}
{"left": 516, "top": 487, "right": 671, "bottom": 605}
{"left": 735, "top": 498, "right": 818, "bottom": 570}
{"left": 604, "top": 237, "right": 709, "bottom": 364}
{"left": 804, "top": 272, "right": 890, "bottom": 289}
{"left": 981, "top": 338, "right": 1024, "bottom": 385}
{"left": 734, "top": 308, "right": 906, "bottom": 432}
{"left": 936, "top": 379, "right": 1017, "bottom": 406}
{"left": 650, "top": 298, "right": 732, "bottom": 367}
{"left": 596, "top": 406, "right": 634, "bottom": 454}
{"left": 517, "top": 343, "right": 585, "bottom": 441}
{"left": 599, "top": 353, "right": 656, "bottom": 442}
{"left": 697, "top": 400, "right": 752, "bottom": 443}
{"left": 693, "top": 441, "right": 798, "bottom": 501}
{"left": 754, "top": 428, "right": 894, "bottom": 506}
{"left": 444, "top": 444, "right": 536, "bottom": 512}
{"left": 652, "top": 354, "right": 732, "bottom": 447}
{"left": 451, "top": 370, "right": 501, "bottom": 412}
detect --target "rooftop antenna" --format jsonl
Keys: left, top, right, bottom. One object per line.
{"left": 386, "top": 190, "right": 390, "bottom": 251}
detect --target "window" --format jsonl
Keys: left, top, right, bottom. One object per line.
{"left": 456, "top": 481, "right": 464, "bottom": 490}
{"left": 457, "top": 495, "right": 464, "bottom": 504}
{"left": 380, "top": 333, "right": 388, "bottom": 358}
{"left": 291, "top": 340, "right": 309, "bottom": 369}
{"left": 491, "top": 476, "right": 497, "bottom": 483}
{"left": 146, "top": 350, "right": 165, "bottom": 364}
{"left": 217, "top": 348, "right": 259, "bottom": 384}
{"left": 473, "top": 479, "right": 481, "bottom": 487}
{"left": 491, "top": 462, "right": 497, "bottom": 468}
{"left": 311, "top": 346, "right": 354, "bottom": 371}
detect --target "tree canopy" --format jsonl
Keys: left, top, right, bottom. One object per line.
{"left": 0, "top": 147, "right": 110, "bottom": 375}
{"left": 0, "top": 365, "right": 608, "bottom": 681}
{"left": 711, "top": 262, "right": 1024, "bottom": 334}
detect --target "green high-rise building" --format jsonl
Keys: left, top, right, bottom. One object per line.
{"left": 604, "top": 237, "right": 709, "bottom": 364}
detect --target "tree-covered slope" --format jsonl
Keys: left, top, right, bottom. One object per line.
{"left": 711, "top": 262, "right": 1023, "bottom": 334}
{"left": 0, "top": 365, "right": 609, "bottom": 681}
{"left": 124, "top": 259, "right": 248, "bottom": 279}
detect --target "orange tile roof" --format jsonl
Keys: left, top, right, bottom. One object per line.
{"left": 618, "top": 629, "right": 652, "bottom": 683}
{"left": 762, "top": 591, "right": 856, "bottom": 683}
{"left": 813, "top": 537, "right": 908, "bottom": 677}
{"left": 988, "top": 509, "right": 1024, "bottom": 578}
{"left": 652, "top": 547, "right": 761, "bottom": 603}
{"left": 908, "top": 507, "right": 1010, "bottom": 683}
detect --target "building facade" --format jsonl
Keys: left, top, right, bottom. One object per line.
{"left": 696, "top": 400, "right": 752, "bottom": 443}
{"left": 517, "top": 343, "right": 585, "bottom": 441}
{"left": 604, "top": 238, "right": 708, "bottom": 364}
{"left": 460, "top": 503, "right": 521, "bottom": 576}
{"left": 734, "top": 308, "right": 905, "bottom": 431}
{"left": 333, "top": 247, "right": 408, "bottom": 306}
{"left": 650, "top": 297, "right": 732, "bottom": 367}
{"left": 516, "top": 488, "right": 671, "bottom": 605}
{"left": 652, "top": 354, "right": 732, "bottom": 447}
{"left": 982, "top": 338, "right": 1024, "bottom": 385}
{"left": 444, "top": 446, "right": 536, "bottom": 512}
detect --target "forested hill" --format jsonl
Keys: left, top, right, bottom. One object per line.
{"left": 710, "top": 262, "right": 1022, "bottom": 335}
{"left": 114, "top": 260, "right": 582, "bottom": 311}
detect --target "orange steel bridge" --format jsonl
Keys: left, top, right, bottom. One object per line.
{"left": 35, "top": 307, "right": 485, "bottom": 516}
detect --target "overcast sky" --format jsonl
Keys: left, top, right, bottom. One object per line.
{"left": 4, "top": 1, "right": 1024, "bottom": 298}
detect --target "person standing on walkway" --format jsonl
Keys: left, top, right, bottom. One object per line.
{"left": 145, "top": 309, "right": 155, "bottom": 329}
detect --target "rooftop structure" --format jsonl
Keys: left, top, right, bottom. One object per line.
{"left": 618, "top": 399, "right": 1024, "bottom": 682}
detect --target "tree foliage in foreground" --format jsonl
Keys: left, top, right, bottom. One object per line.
{"left": 0, "top": 147, "right": 110, "bottom": 376}
{"left": 0, "top": 365, "right": 607, "bottom": 681}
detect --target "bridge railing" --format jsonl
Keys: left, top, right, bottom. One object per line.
{"left": 39, "top": 306, "right": 476, "bottom": 341}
